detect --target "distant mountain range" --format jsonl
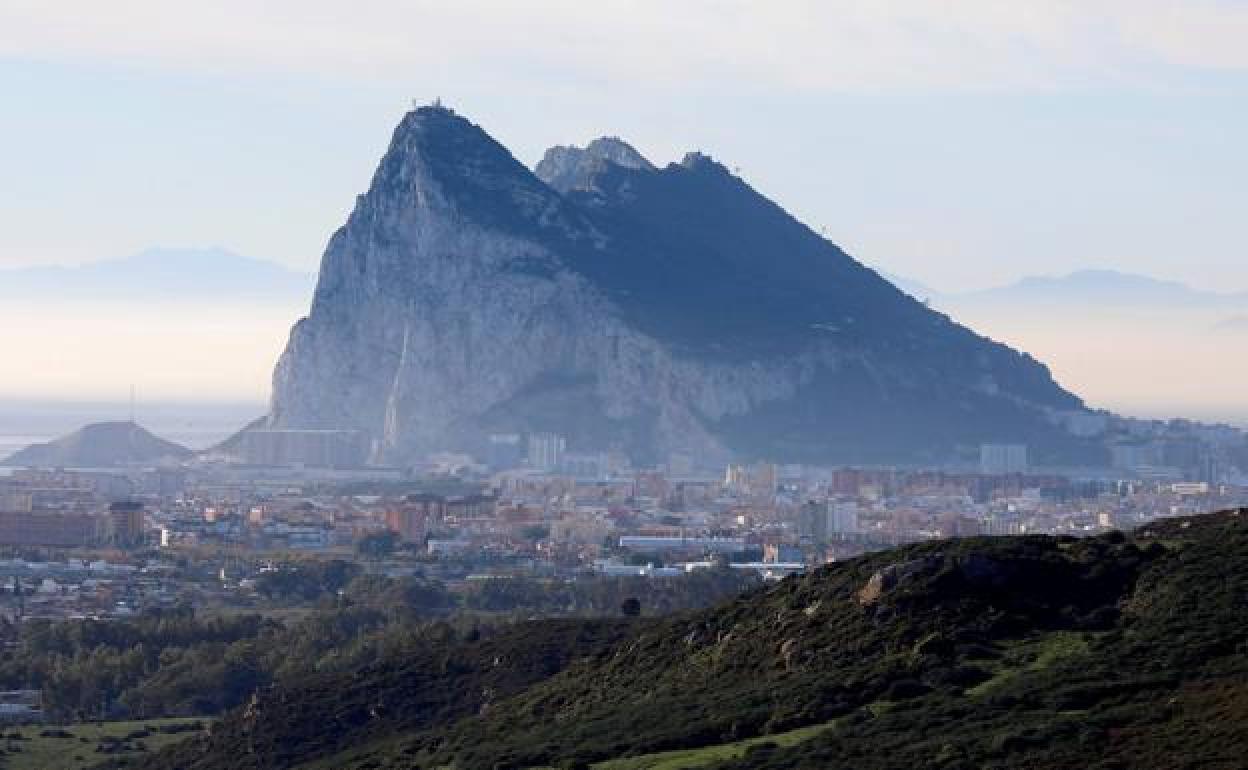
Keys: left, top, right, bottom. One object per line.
{"left": 890, "top": 268, "right": 1248, "bottom": 312}
{"left": 1214, "top": 315, "right": 1248, "bottom": 332}
{"left": 9, "top": 249, "right": 1232, "bottom": 320}
{"left": 0, "top": 247, "right": 315, "bottom": 301}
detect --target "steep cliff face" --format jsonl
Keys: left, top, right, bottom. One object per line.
{"left": 269, "top": 106, "right": 1088, "bottom": 465}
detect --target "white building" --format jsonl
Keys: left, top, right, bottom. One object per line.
{"left": 527, "top": 433, "right": 566, "bottom": 472}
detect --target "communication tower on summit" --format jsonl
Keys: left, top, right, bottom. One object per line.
{"left": 414, "top": 97, "right": 450, "bottom": 112}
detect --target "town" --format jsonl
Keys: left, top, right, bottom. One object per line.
{"left": 0, "top": 410, "right": 1244, "bottom": 632}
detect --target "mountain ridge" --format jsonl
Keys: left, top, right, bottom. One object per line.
{"left": 0, "top": 247, "right": 314, "bottom": 301}
{"left": 267, "top": 106, "right": 1092, "bottom": 466}
{"left": 895, "top": 268, "right": 1248, "bottom": 309}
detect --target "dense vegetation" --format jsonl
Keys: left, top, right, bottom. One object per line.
{"left": 0, "top": 568, "right": 753, "bottom": 723}
{"left": 130, "top": 509, "right": 1247, "bottom": 769}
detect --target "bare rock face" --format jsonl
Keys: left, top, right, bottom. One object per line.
{"left": 268, "top": 106, "right": 1093, "bottom": 466}
{"left": 535, "top": 137, "right": 654, "bottom": 194}
{"left": 857, "top": 556, "right": 943, "bottom": 606}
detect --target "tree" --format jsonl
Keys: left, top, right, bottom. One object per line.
{"left": 620, "top": 597, "right": 641, "bottom": 617}
{"left": 356, "top": 530, "right": 399, "bottom": 559}
{"left": 520, "top": 525, "right": 550, "bottom": 542}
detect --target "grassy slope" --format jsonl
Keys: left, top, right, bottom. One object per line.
{"left": 138, "top": 509, "right": 1248, "bottom": 770}
{"left": 404, "top": 510, "right": 1248, "bottom": 769}
{"left": 0, "top": 718, "right": 204, "bottom": 770}
{"left": 591, "top": 720, "right": 839, "bottom": 770}
{"left": 124, "top": 620, "right": 639, "bottom": 770}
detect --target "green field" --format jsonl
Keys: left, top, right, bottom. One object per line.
{"left": 591, "top": 719, "right": 839, "bottom": 770}
{"left": 0, "top": 717, "right": 207, "bottom": 770}
{"left": 965, "top": 630, "right": 1095, "bottom": 698}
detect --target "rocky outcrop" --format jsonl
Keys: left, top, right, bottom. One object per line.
{"left": 857, "top": 556, "right": 943, "bottom": 606}
{"left": 535, "top": 137, "right": 654, "bottom": 194}
{"left": 268, "top": 106, "right": 1095, "bottom": 466}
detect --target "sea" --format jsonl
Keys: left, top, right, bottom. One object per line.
{"left": 0, "top": 400, "right": 265, "bottom": 463}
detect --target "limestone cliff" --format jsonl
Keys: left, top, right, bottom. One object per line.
{"left": 269, "top": 106, "right": 1092, "bottom": 466}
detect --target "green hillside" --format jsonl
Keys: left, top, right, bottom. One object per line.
{"left": 128, "top": 509, "right": 1248, "bottom": 770}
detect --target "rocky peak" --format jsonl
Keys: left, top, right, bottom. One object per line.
{"left": 678, "top": 150, "right": 731, "bottom": 175}
{"left": 270, "top": 108, "right": 1093, "bottom": 467}
{"left": 370, "top": 106, "right": 564, "bottom": 225}
{"left": 535, "top": 137, "right": 653, "bottom": 194}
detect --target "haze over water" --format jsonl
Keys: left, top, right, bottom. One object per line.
{"left": 0, "top": 400, "right": 264, "bottom": 459}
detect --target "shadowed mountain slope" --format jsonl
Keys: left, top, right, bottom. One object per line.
{"left": 132, "top": 509, "right": 1248, "bottom": 770}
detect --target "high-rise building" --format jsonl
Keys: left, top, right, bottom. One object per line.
{"left": 830, "top": 501, "right": 859, "bottom": 534}
{"left": 798, "top": 500, "right": 829, "bottom": 542}
{"left": 240, "top": 429, "right": 370, "bottom": 468}
{"left": 386, "top": 494, "right": 441, "bottom": 543}
{"left": 485, "top": 433, "right": 524, "bottom": 469}
{"left": 526, "top": 433, "right": 566, "bottom": 472}
{"left": 106, "top": 501, "right": 146, "bottom": 546}
{"left": 0, "top": 511, "right": 98, "bottom": 547}
{"left": 979, "top": 443, "right": 1029, "bottom": 475}
{"left": 0, "top": 486, "right": 33, "bottom": 513}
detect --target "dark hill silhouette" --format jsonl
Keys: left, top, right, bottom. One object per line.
{"left": 128, "top": 508, "right": 1248, "bottom": 770}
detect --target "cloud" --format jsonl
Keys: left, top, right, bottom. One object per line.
{"left": 3, "top": 1, "right": 1248, "bottom": 91}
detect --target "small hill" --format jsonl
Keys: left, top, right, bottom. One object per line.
{"left": 129, "top": 509, "right": 1248, "bottom": 770}
{"left": 3, "top": 421, "right": 192, "bottom": 467}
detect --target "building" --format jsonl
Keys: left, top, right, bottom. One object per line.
{"left": 0, "top": 487, "right": 32, "bottom": 513}
{"left": 725, "top": 462, "right": 778, "bottom": 497}
{"left": 830, "top": 501, "right": 859, "bottom": 534}
{"left": 1110, "top": 441, "right": 1166, "bottom": 471}
{"left": 0, "top": 691, "right": 43, "bottom": 723}
{"left": 106, "top": 501, "right": 146, "bottom": 546}
{"left": 485, "top": 433, "right": 524, "bottom": 469}
{"left": 1170, "top": 482, "right": 1211, "bottom": 497}
{"left": 240, "top": 429, "right": 370, "bottom": 468}
{"left": 798, "top": 500, "right": 829, "bottom": 542}
{"left": 0, "top": 501, "right": 145, "bottom": 548}
{"left": 980, "top": 444, "right": 1029, "bottom": 475}
{"left": 0, "top": 511, "right": 98, "bottom": 547}
{"left": 618, "top": 535, "right": 746, "bottom": 554}
{"left": 799, "top": 500, "right": 859, "bottom": 543}
{"left": 385, "top": 494, "right": 443, "bottom": 543}
{"left": 444, "top": 494, "right": 496, "bottom": 521}
{"left": 763, "top": 543, "right": 803, "bottom": 563}
{"left": 526, "top": 433, "right": 566, "bottom": 472}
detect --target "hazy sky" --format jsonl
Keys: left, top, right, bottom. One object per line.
{"left": 1, "top": 2, "right": 1246, "bottom": 421}
{"left": 3, "top": 1, "right": 1247, "bottom": 291}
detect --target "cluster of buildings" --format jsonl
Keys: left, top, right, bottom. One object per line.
{"left": 13, "top": 437, "right": 1234, "bottom": 714}
{"left": 0, "top": 413, "right": 1245, "bottom": 601}
{"left": 0, "top": 554, "right": 179, "bottom": 623}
